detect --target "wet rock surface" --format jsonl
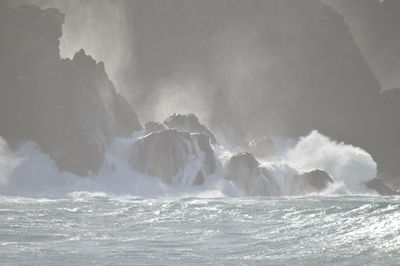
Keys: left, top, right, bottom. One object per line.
{"left": 130, "top": 129, "right": 216, "bottom": 185}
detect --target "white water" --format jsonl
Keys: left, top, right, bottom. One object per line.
{"left": 0, "top": 131, "right": 398, "bottom": 265}
{"left": 0, "top": 130, "right": 378, "bottom": 199}
{"left": 1, "top": 195, "right": 399, "bottom": 265}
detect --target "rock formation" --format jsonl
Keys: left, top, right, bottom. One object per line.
{"left": 129, "top": 129, "right": 216, "bottom": 185}
{"left": 126, "top": 0, "right": 400, "bottom": 189}
{"left": 292, "top": 170, "right": 334, "bottom": 195}
{"left": 163, "top": 113, "right": 217, "bottom": 144}
{"left": 225, "top": 152, "right": 280, "bottom": 196}
{"left": 365, "top": 178, "right": 400, "bottom": 196}
{"left": 144, "top": 121, "right": 167, "bottom": 135}
{"left": 0, "top": 2, "right": 141, "bottom": 175}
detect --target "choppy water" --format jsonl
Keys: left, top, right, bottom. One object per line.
{"left": 0, "top": 195, "right": 399, "bottom": 265}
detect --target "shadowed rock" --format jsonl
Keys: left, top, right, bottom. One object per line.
{"left": 126, "top": 0, "right": 400, "bottom": 189}
{"left": 225, "top": 152, "right": 280, "bottom": 196}
{"left": 0, "top": 3, "right": 141, "bottom": 175}
{"left": 365, "top": 178, "right": 400, "bottom": 196}
{"left": 163, "top": 113, "right": 217, "bottom": 144}
{"left": 130, "top": 129, "right": 216, "bottom": 185}
{"left": 292, "top": 170, "right": 334, "bottom": 195}
{"left": 144, "top": 121, "right": 167, "bottom": 135}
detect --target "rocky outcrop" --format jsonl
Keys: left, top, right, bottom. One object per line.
{"left": 0, "top": 2, "right": 141, "bottom": 175}
{"left": 129, "top": 129, "right": 216, "bottom": 185}
{"left": 163, "top": 113, "right": 217, "bottom": 144}
{"left": 323, "top": 0, "right": 400, "bottom": 91}
{"left": 127, "top": 0, "right": 400, "bottom": 187}
{"left": 292, "top": 170, "right": 334, "bottom": 195}
{"left": 144, "top": 121, "right": 167, "bottom": 135}
{"left": 365, "top": 178, "right": 400, "bottom": 196}
{"left": 225, "top": 152, "right": 280, "bottom": 196}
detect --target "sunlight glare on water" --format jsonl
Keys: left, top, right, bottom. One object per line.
{"left": 0, "top": 195, "right": 399, "bottom": 265}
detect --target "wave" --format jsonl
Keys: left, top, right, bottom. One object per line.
{"left": 0, "top": 129, "right": 380, "bottom": 198}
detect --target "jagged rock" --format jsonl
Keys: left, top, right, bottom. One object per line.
{"left": 292, "top": 170, "right": 334, "bottom": 195}
{"left": 0, "top": 4, "right": 141, "bottom": 175}
{"left": 128, "top": 0, "right": 400, "bottom": 185}
{"left": 129, "top": 129, "right": 216, "bottom": 185}
{"left": 144, "top": 121, "right": 167, "bottom": 135}
{"left": 365, "top": 178, "right": 400, "bottom": 196}
{"left": 247, "top": 137, "right": 276, "bottom": 158}
{"left": 163, "top": 113, "right": 217, "bottom": 144}
{"left": 225, "top": 152, "right": 280, "bottom": 196}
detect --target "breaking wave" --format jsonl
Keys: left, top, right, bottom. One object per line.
{"left": 0, "top": 129, "right": 379, "bottom": 198}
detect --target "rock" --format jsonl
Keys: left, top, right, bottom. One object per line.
{"left": 128, "top": 0, "right": 400, "bottom": 185}
{"left": 129, "top": 129, "right": 216, "bottom": 185}
{"left": 247, "top": 137, "right": 276, "bottom": 158}
{"left": 193, "top": 172, "right": 205, "bottom": 186}
{"left": 163, "top": 113, "right": 217, "bottom": 144}
{"left": 0, "top": 4, "right": 141, "bottom": 175}
{"left": 292, "top": 170, "right": 334, "bottom": 195}
{"left": 365, "top": 178, "right": 400, "bottom": 196}
{"left": 144, "top": 121, "right": 167, "bottom": 135}
{"left": 225, "top": 152, "right": 280, "bottom": 196}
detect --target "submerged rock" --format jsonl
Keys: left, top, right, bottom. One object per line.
{"left": 292, "top": 170, "right": 334, "bottom": 195}
{"left": 225, "top": 152, "right": 280, "bottom": 196}
{"left": 163, "top": 113, "right": 217, "bottom": 144}
{"left": 130, "top": 129, "right": 216, "bottom": 185}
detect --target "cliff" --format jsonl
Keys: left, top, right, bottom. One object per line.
{"left": 0, "top": 1, "right": 141, "bottom": 175}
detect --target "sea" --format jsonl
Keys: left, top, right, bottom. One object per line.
{"left": 1, "top": 194, "right": 399, "bottom": 265}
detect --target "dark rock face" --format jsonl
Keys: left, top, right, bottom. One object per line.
{"left": 323, "top": 0, "right": 400, "bottom": 91}
{"left": 144, "top": 121, "right": 167, "bottom": 135}
{"left": 129, "top": 130, "right": 216, "bottom": 185}
{"left": 365, "top": 178, "right": 400, "bottom": 196}
{"left": 163, "top": 113, "right": 217, "bottom": 144}
{"left": 127, "top": 0, "right": 380, "bottom": 140}
{"left": 292, "top": 170, "right": 334, "bottom": 195}
{"left": 0, "top": 3, "right": 141, "bottom": 175}
{"left": 247, "top": 137, "right": 276, "bottom": 159}
{"left": 225, "top": 152, "right": 280, "bottom": 196}
{"left": 126, "top": 0, "right": 400, "bottom": 187}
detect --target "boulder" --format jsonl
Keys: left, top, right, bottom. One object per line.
{"left": 129, "top": 129, "right": 216, "bottom": 185}
{"left": 225, "top": 152, "right": 280, "bottom": 196}
{"left": 292, "top": 170, "right": 334, "bottom": 195}
{"left": 163, "top": 113, "right": 217, "bottom": 144}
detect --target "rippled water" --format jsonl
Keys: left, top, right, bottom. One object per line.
{"left": 0, "top": 195, "right": 399, "bottom": 265}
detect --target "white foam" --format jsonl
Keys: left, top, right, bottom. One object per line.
{"left": 0, "top": 130, "right": 378, "bottom": 198}
{"left": 285, "top": 130, "right": 377, "bottom": 194}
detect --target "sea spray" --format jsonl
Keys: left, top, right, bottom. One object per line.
{"left": 285, "top": 130, "right": 377, "bottom": 194}
{"left": 0, "top": 130, "right": 379, "bottom": 198}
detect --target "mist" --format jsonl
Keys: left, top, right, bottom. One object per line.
{"left": 12, "top": 0, "right": 134, "bottom": 96}
{"left": 2, "top": 1, "right": 400, "bottom": 263}
{"left": 2, "top": 0, "right": 400, "bottom": 195}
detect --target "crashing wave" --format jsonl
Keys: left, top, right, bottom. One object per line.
{"left": 0, "top": 113, "right": 391, "bottom": 198}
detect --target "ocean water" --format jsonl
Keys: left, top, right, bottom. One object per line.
{"left": 1, "top": 194, "right": 399, "bottom": 265}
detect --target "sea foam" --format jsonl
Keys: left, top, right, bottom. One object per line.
{"left": 0, "top": 130, "right": 378, "bottom": 198}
